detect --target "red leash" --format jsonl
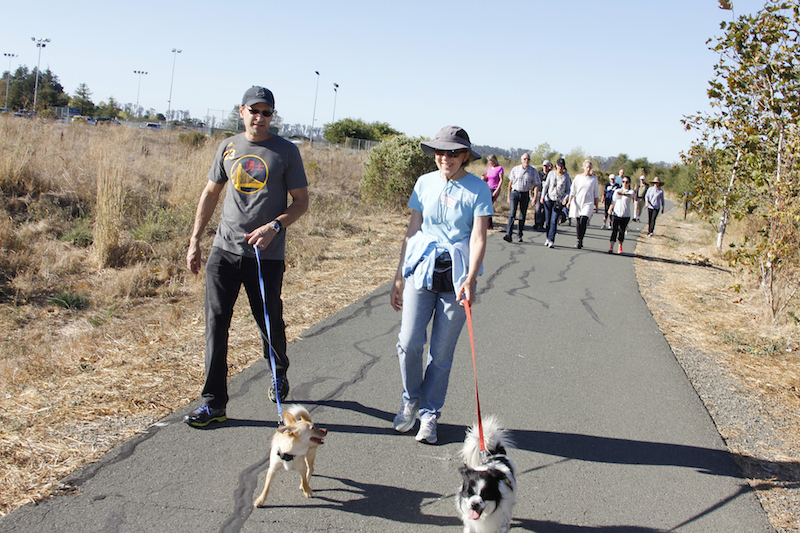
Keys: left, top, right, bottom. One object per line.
{"left": 463, "top": 299, "right": 486, "bottom": 458}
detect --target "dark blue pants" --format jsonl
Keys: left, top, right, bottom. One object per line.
{"left": 544, "top": 199, "right": 563, "bottom": 243}
{"left": 506, "top": 190, "right": 530, "bottom": 238}
{"left": 202, "top": 247, "right": 287, "bottom": 409}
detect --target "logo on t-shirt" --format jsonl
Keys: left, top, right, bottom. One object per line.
{"left": 231, "top": 155, "right": 268, "bottom": 194}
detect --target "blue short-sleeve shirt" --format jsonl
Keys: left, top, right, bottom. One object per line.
{"left": 408, "top": 171, "right": 493, "bottom": 244}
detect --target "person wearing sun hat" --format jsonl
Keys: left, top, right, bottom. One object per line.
{"left": 633, "top": 175, "right": 648, "bottom": 222}
{"left": 390, "top": 126, "right": 492, "bottom": 444}
{"left": 645, "top": 176, "right": 665, "bottom": 236}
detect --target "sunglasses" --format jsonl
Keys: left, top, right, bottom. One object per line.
{"left": 434, "top": 149, "right": 468, "bottom": 158}
{"left": 622, "top": 180, "right": 630, "bottom": 183}
{"left": 245, "top": 106, "right": 274, "bottom": 118}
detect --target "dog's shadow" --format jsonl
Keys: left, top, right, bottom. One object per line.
{"left": 259, "top": 473, "right": 463, "bottom": 528}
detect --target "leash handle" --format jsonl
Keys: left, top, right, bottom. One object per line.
{"left": 464, "top": 299, "right": 486, "bottom": 456}
{"left": 255, "top": 246, "right": 284, "bottom": 424}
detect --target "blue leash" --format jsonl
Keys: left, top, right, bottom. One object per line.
{"left": 254, "top": 246, "right": 284, "bottom": 424}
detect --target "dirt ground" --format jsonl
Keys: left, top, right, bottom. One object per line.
{"left": 634, "top": 208, "right": 800, "bottom": 533}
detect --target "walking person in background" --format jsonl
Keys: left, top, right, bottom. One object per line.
{"left": 609, "top": 175, "right": 635, "bottom": 253}
{"left": 602, "top": 174, "right": 619, "bottom": 229}
{"left": 533, "top": 160, "right": 552, "bottom": 230}
{"left": 184, "top": 86, "right": 309, "bottom": 427}
{"left": 633, "top": 175, "right": 648, "bottom": 222}
{"left": 541, "top": 157, "right": 571, "bottom": 248}
{"left": 481, "top": 154, "right": 504, "bottom": 229}
{"left": 503, "top": 153, "right": 540, "bottom": 243}
{"left": 567, "top": 160, "right": 599, "bottom": 249}
{"left": 390, "top": 126, "right": 491, "bottom": 445}
{"left": 645, "top": 176, "right": 665, "bottom": 236}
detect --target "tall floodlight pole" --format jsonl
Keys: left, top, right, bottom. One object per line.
{"left": 332, "top": 83, "right": 339, "bottom": 123}
{"left": 31, "top": 38, "right": 50, "bottom": 115}
{"left": 3, "top": 53, "right": 17, "bottom": 111}
{"left": 166, "top": 48, "right": 181, "bottom": 127}
{"left": 134, "top": 70, "right": 147, "bottom": 118}
{"left": 310, "top": 70, "right": 319, "bottom": 145}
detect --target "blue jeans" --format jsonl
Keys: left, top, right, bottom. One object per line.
{"left": 396, "top": 282, "right": 467, "bottom": 420}
{"left": 506, "top": 190, "right": 530, "bottom": 238}
{"left": 544, "top": 199, "right": 563, "bottom": 243}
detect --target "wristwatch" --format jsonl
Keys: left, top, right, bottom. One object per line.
{"left": 268, "top": 220, "right": 282, "bottom": 233}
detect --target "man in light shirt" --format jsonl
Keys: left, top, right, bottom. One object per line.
{"left": 503, "top": 153, "right": 540, "bottom": 243}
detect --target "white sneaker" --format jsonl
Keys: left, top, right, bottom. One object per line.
{"left": 393, "top": 401, "right": 418, "bottom": 433}
{"left": 415, "top": 415, "right": 438, "bottom": 444}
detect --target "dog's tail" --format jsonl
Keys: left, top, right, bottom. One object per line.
{"left": 282, "top": 404, "right": 311, "bottom": 423}
{"left": 460, "top": 415, "right": 515, "bottom": 468}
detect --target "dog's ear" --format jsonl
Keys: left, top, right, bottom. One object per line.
{"left": 277, "top": 425, "right": 297, "bottom": 436}
{"left": 283, "top": 411, "right": 298, "bottom": 424}
{"left": 458, "top": 465, "right": 470, "bottom": 477}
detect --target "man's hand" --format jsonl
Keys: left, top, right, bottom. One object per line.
{"left": 246, "top": 224, "right": 277, "bottom": 251}
{"left": 187, "top": 240, "right": 202, "bottom": 274}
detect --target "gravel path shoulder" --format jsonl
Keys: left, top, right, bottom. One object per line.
{"left": 634, "top": 209, "right": 800, "bottom": 533}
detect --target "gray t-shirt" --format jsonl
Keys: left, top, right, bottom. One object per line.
{"left": 208, "top": 132, "right": 308, "bottom": 259}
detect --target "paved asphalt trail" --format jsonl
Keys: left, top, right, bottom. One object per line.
{"left": 1, "top": 213, "right": 775, "bottom": 532}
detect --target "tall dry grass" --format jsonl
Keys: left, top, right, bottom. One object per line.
{"left": 94, "top": 144, "right": 126, "bottom": 267}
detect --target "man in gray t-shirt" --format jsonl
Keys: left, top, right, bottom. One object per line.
{"left": 184, "top": 86, "right": 309, "bottom": 428}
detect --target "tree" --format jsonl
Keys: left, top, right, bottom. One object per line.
{"left": 529, "top": 143, "right": 559, "bottom": 167}
{"left": 70, "top": 83, "right": 95, "bottom": 117}
{"left": 323, "top": 118, "right": 402, "bottom": 144}
{"left": 683, "top": 0, "right": 800, "bottom": 321}
{"left": 96, "top": 96, "right": 122, "bottom": 118}
{"left": 2, "top": 66, "right": 68, "bottom": 112}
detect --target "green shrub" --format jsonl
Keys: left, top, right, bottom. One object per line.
{"left": 51, "top": 288, "right": 89, "bottom": 310}
{"left": 360, "top": 135, "right": 436, "bottom": 208}
{"left": 178, "top": 132, "right": 208, "bottom": 148}
{"left": 61, "top": 219, "right": 93, "bottom": 247}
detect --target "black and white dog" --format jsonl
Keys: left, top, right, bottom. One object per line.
{"left": 456, "top": 416, "right": 517, "bottom": 533}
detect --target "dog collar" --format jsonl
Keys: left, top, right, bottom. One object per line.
{"left": 277, "top": 450, "right": 295, "bottom": 462}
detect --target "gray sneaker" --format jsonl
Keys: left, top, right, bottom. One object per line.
{"left": 415, "top": 415, "right": 438, "bottom": 444}
{"left": 393, "top": 401, "right": 419, "bottom": 433}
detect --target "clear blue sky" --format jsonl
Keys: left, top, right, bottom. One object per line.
{"left": 3, "top": 0, "right": 766, "bottom": 163}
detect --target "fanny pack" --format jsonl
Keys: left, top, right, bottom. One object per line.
{"left": 431, "top": 252, "right": 454, "bottom": 293}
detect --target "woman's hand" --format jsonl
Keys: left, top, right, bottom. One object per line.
{"left": 390, "top": 274, "right": 404, "bottom": 311}
{"left": 457, "top": 277, "right": 477, "bottom": 307}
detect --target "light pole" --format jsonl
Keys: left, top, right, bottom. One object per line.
{"left": 166, "top": 48, "right": 181, "bottom": 127}
{"left": 310, "top": 70, "right": 319, "bottom": 145}
{"left": 134, "top": 70, "right": 147, "bottom": 118}
{"left": 332, "top": 83, "right": 339, "bottom": 123}
{"left": 3, "top": 52, "right": 17, "bottom": 111}
{"left": 31, "top": 38, "right": 50, "bottom": 115}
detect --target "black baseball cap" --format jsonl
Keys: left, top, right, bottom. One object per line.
{"left": 242, "top": 86, "right": 275, "bottom": 108}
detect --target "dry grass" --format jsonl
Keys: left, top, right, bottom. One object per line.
{"left": 635, "top": 206, "right": 800, "bottom": 532}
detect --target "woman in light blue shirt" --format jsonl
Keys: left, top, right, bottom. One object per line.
{"left": 389, "top": 126, "right": 492, "bottom": 445}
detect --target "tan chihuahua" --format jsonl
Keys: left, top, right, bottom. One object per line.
{"left": 254, "top": 404, "right": 327, "bottom": 507}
